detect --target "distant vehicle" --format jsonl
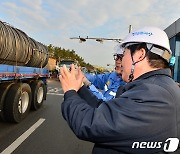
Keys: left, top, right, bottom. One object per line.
{"left": 81, "top": 67, "right": 88, "bottom": 74}
{"left": 59, "top": 60, "right": 78, "bottom": 68}
{"left": 55, "top": 59, "right": 78, "bottom": 75}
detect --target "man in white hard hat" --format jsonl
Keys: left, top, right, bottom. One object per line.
{"left": 59, "top": 27, "right": 180, "bottom": 154}
{"left": 82, "top": 48, "right": 125, "bottom": 102}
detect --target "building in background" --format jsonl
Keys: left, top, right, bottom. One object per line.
{"left": 165, "top": 18, "right": 180, "bottom": 82}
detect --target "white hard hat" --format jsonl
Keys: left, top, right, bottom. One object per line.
{"left": 114, "top": 44, "right": 124, "bottom": 55}
{"left": 120, "top": 27, "right": 172, "bottom": 62}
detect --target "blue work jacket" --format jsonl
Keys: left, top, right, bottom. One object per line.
{"left": 86, "top": 72, "right": 125, "bottom": 101}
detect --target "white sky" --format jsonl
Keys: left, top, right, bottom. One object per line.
{"left": 0, "top": 0, "right": 179, "bottom": 67}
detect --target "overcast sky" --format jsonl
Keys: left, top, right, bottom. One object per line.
{"left": 0, "top": 0, "right": 179, "bottom": 67}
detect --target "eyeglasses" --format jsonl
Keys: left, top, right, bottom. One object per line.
{"left": 113, "top": 54, "right": 123, "bottom": 61}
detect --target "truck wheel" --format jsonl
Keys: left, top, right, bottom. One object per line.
{"left": 30, "top": 80, "right": 45, "bottom": 110}
{"left": 4, "top": 83, "right": 32, "bottom": 123}
{"left": 0, "top": 82, "right": 14, "bottom": 121}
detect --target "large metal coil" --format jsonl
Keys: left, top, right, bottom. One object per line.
{"left": 0, "top": 20, "right": 48, "bottom": 68}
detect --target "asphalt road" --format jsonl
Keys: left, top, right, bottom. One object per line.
{"left": 0, "top": 79, "right": 93, "bottom": 154}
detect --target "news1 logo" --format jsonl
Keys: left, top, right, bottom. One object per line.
{"left": 164, "top": 138, "right": 179, "bottom": 152}
{"left": 132, "top": 138, "right": 179, "bottom": 152}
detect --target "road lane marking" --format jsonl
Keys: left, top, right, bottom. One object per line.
{"left": 48, "top": 88, "right": 55, "bottom": 92}
{"left": 47, "top": 92, "right": 63, "bottom": 95}
{"left": 1, "top": 118, "right": 45, "bottom": 154}
{"left": 54, "top": 88, "right": 62, "bottom": 92}
{"left": 48, "top": 88, "right": 62, "bottom": 93}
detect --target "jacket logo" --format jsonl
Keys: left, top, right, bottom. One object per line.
{"left": 106, "top": 81, "right": 110, "bottom": 86}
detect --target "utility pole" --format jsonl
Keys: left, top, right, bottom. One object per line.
{"left": 129, "top": 25, "right": 132, "bottom": 33}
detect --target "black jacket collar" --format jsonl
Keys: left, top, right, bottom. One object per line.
{"left": 116, "top": 69, "right": 172, "bottom": 97}
{"left": 135, "top": 68, "right": 172, "bottom": 81}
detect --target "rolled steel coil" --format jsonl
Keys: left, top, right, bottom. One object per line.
{"left": 0, "top": 20, "right": 48, "bottom": 67}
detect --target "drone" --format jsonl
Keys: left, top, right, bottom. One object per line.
{"left": 70, "top": 36, "right": 122, "bottom": 43}
{"left": 70, "top": 25, "right": 133, "bottom": 44}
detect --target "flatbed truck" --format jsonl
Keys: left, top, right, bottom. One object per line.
{"left": 0, "top": 64, "right": 49, "bottom": 123}
{"left": 0, "top": 20, "right": 49, "bottom": 123}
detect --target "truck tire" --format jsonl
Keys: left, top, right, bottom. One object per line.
{"left": 30, "top": 80, "right": 45, "bottom": 110}
{"left": 0, "top": 82, "right": 14, "bottom": 121}
{"left": 4, "top": 83, "right": 32, "bottom": 123}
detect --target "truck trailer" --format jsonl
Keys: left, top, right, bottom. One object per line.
{"left": 0, "top": 20, "right": 49, "bottom": 123}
